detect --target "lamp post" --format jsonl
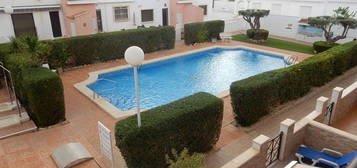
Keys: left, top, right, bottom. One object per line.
{"left": 124, "top": 46, "right": 145, "bottom": 127}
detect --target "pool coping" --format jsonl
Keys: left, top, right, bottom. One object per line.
{"left": 74, "top": 45, "right": 294, "bottom": 119}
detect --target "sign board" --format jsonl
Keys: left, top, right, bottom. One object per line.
{"left": 98, "top": 121, "right": 114, "bottom": 165}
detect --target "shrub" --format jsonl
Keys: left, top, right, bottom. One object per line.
{"left": 9, "top": 35, "right": 51, "bottom": 65}
{"left": 0, "top": 43, "right": 11, "bottom": 62}
{"left": 45, "top": 41, "right": 69, "bottom": 69}
{"left": 4, "top": 52, "right": 65, "bottom": 127}
{"left": 246, "top": 29, "right": 269, "bottom": 41}
{"left": 230, "top": 41, "right": 357, "bottom": 126}
{"left": 22, "top": 68, "right": 65, "bottom": 127}
{"left": 166, "top": 148, "right": 206, "bottom": 168}
{"left": 4, "top": 52, "right": 37, "bottom": 102}
{"left": 184, "top": 20, "right": 225, "bottom": 45}
{"left": 313, "top": 41, "right": 339, "bottom": 53}
{"left": 115, "top": 92, "right": 223, "bottom": 168}
{"left": 196, "top": 30, "right": 209, "bottom": 43}
{"left": 52, "top": 26, "right": 175, "bottom": 66}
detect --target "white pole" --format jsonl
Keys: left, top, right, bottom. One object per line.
{"left": 133, "top": 66, "right": 141, "bottom": 127}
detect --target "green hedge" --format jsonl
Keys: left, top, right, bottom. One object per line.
{"left": 0, "top": 26, "right": 175, "bottom": 68}
{"left": 4, "top": 52, "right": 37, "bottom": 102}
{"left": 22, "top": 68, "right": 65, "bottom": 127}
{"left": 313, "top": 41, "right": 339, "bottom": 53}
{"left": 246, "top": 29, "right": 269, "bottom": 41}
{"left": 115, "top": 92, "right": 223, "bottom": 168}
{"left": 4, "top": 53, "right": 65, "bottom": 127}
{"left": 184, "top": 20, "right": 225, "bottom": 45}
{"left": 230, "top": 41, "right": 357, "bottom": 126}
{"left": 0, "top": 43, "right": 10, "bottom": 62}
{"left": 51, "top": 26, "right": 175, "bottom": 66}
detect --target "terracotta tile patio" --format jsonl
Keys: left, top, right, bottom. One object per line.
{"left": 0, "top": 40, "right": 313, "bottom": 168}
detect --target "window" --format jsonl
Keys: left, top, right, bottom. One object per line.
{"left": 96, "top": 9, "right": 103, "bottom": 32}
{"left": 299, "top": 6, "right": 312, "bottom": 18}
{"left": 11, "top": 13, "right": 37, "bottom": 37}
{"left": 114, "top": 7, "right": 128, "bottom": 21}
{"left": 271, "top": 3, "right": 282, "bottom": 15}
{"left": 49, "top": 11, "right": 62, "bottom": 37}
{"left": 199, "top": 5, "right": 208, "bottom": 15}
{"left": 141, "top": 9, "right": 154, "bottom": 22}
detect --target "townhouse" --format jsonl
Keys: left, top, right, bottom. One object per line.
{"left": 0, "top": 0, "right": 211, "bottom": 43}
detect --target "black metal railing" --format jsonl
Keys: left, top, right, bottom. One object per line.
{"left": 325, "top": 102, "right": 335, "bottom": 125}
{"left": 266, "top": 131, "right": 283, "bottom": 167}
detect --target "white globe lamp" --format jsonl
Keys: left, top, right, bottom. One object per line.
{"left": 125, "top": 46, "right": 144, "bottom": 66}
{"left": 124, "top": 46, "right": 145, "bottom": 127}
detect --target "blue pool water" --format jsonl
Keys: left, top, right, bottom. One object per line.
{"left": 88, "top": 48, "right": 289, "bottom": 111}
{"left": 298, "top": 25, "right": 323, "bottom": 36}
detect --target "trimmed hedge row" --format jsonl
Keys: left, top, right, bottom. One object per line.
{"left": 4, "top": 53, "right": 65, "bottom": 127}
{"left": 230, "top": 41, "right": 357, "bottom": 126}
{"left": 50, "top": 26, "right": 175, "bottom": 66}
{"left": 115, "top": 92, "right": 223, "bottom": 168}
{"left": 22, "top": 68, "right": 65, "bottom": 127}
{"left": 313, "top": 41, "right": 339, "bottom": 53}
{"left": 184, "top": 20, "right": 225, "bottom": 45}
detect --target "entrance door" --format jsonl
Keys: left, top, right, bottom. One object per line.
{"left": 49, "top": 11, "right": 62, "bottom": 38}
{"left": 11, "top": 13, "right": 37, "bottom": 37}
{"left": 96, "top": 9, "right": 103, "bottom": 32}
{"left": 162, "top": 8, "right": 168, "bottom": 26}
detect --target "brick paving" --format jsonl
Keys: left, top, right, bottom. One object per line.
{"left": 0, "top": 40, "right": 313, "bottom": 168}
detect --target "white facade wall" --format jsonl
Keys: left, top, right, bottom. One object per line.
{"left": 0, "top": 14, "right": 15, "bottom": 43}
{"left": 97, "top": 0, "right": 169, "bottom": 32}
{"left": 33, "top": 11, "right": 55, "bottom": 40}
{"left": 0, "top": 0, "right": 65, "bottom": 43}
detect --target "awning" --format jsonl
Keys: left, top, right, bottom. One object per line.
{"left": 0, "top": 5, "right": 61, "bottom": 13}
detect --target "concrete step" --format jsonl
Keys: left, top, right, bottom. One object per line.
{"left": 0, "top": 120, "right": 37, "bottom": 139}
{"left": 0, "top": 109, "right": 17, "bottom": 118}
{"left": 0, "top": 112, "right": 30, "bottom": 129}
{"left": 0, "top": 101, "right": 17, "bottom": 113}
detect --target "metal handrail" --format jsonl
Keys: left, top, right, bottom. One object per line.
{"left": 0, "top": 62, "right": 22, "bottom": 118}
{"left": 92, "top": 78, "right": 117, "bottom": 100}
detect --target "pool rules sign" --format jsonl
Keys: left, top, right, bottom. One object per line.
{"left": 98, "top": 121, "right": 114, "bottom": 168}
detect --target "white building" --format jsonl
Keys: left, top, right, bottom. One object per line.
{"left": 0, "top": 0, "right": 211, "bottom": 43}
{"left": 0, "top": 0, "right": 66, "bottom": 43}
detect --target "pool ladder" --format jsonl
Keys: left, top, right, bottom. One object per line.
{"left": 285, "top": 55, "right": 298, "bottom": 67}
{"left": 92, "top": 78, "right": 118, "bottom": 100}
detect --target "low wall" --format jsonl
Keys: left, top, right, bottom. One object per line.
{"left": 304, "top": 121, "right": 357, "bottom": 154}
{"left": 332, "top": 82, "right": 357, "bottom": 124}
{"left": 220, "top": 81, "right": 357, "bottom": 167}
{"left": 221, "top": 135, "right": 270, "bottom": 168}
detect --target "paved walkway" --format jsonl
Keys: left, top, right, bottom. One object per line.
{"left": 0, "top": 40, "right": 313, "bottom": 168}
{"left": 206, "top": 67, "right": 357, "bottom": 168}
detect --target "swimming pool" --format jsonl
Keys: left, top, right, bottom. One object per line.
{"left": 86, "top": 47, "right": 289, "bottom": 112}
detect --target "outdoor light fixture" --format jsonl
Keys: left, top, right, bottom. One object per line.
{"left": 124, "top": 46, "right": 145, "bottom": 127}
